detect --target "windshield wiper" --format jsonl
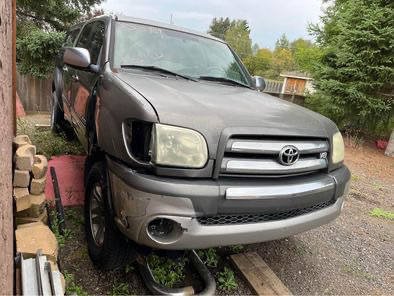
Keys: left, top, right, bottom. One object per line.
{"left": 198, "top": 76, "right": 252, "bottom": 88}
{"left": 120, "top": 65, "right": 197, "bottom": 81}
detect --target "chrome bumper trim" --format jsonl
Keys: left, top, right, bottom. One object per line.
{"left": 225, "top": 178, "right": 334, "bottom": 200}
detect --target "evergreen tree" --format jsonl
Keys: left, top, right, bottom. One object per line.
{"left": 208, "top": 17, "right": 231, "bottom": 40}
{"left": 275, "top": 34, "right": 290, "bottom": 50}
{"left": 307, "top": 0, "right": 394, "bottom": 135}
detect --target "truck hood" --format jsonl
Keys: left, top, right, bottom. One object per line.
{"left": 116, "top": 72, "right": 337, "bottom": 157}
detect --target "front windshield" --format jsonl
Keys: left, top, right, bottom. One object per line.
{"left": 113, "top": 21, "right": 251, "bottom": 86}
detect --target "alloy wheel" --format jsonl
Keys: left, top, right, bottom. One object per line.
{"left": 89, "top": 183, "right": 106, "bottom": 247}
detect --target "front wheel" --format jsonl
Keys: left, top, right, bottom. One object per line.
{"left": 85, "top": 161, "right": 136, "bottom": 270}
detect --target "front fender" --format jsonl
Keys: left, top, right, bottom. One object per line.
{"left": 95, "top": 69, "right": 158, "bottom": 166}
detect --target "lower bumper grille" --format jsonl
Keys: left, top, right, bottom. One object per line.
{"left": 196, "top": 200, "right": 336, "bottom": 226}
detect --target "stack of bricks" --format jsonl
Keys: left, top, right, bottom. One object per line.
{"left": 13, "top": 135, "right": 64, "bottom": 294}
{"left": 13, "top": 135, "right": 48, "bottom": 225}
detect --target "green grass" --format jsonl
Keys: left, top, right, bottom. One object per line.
{"left": 50, "top": 209, "right": 72, "bottom": 248}
{"left": 147, "top": 254, "right": 187, "bottom": 288}
{"left": 341, "top": 264, "right": 375, "bottom": 281}
{"left": 64, "top": 271, "right": 88, "bottom": 296}
{"left": 17, "top": 118, "right": 84, "bottom": 159}
{"left": 369, "top": 208, "right": 394, "bottom": 220}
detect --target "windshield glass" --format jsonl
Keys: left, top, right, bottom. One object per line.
{"left": 113, "top": 21, "right": 251, "bottom": 86}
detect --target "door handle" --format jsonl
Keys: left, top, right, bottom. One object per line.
{"left": 72, "top": 74, "right": 79, "bottom": 82}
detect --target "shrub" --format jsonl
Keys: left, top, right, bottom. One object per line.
{"left": 16, "top": 29, "right": 64, "bottom": 79}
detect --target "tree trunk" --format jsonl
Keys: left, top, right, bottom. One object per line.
{"left": 385, "top": 129, "right": 394, "bottom": 157}
{"left": 0, "top": 0, "right": 14, "bottom": 294}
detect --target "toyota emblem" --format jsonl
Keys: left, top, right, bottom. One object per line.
{"left": 279, "top": 145, "right": 299, "bottom": 166}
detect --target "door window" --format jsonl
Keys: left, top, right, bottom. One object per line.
{"left": 76, "top": 21, "right": 106, "bottom": 65}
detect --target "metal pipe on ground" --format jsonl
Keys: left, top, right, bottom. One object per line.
{"left": 137, "top": 250, "right": 216, "bottom": 296}
{"left": 50, "top": 167, "right": 66, "bottom": 235}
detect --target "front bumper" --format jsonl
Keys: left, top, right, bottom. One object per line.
{"left": 107, "top": 157, "right": 351, "bottom": 250}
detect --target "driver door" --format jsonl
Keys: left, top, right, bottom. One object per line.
{"left": 69, "top": 21, "right": 106, "bottom": 150}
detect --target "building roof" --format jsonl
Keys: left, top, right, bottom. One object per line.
{"left": 280, "top": 71, "right": 313, "bottom": 80}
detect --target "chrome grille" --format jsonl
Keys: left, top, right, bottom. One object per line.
{"left": 197, "top": 200, "right": 335, "bottom": 226}
{"left": 220, "top": 137, "right": 329, "bottom": 176}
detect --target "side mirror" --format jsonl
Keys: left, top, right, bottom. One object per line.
{"left": 253, "top": 76, "right": 266, "bottom": 92}
{"left": 63, "top": 47, "right": 99, "bottom": 73}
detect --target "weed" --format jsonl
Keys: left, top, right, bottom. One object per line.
{"left": 124, "top": 264, "right": 134, "bottom": 274}
{"left": 50, "top": 210, "right": 72, "bottom": 247}
{"left": 341, "top": 265, "right": 375, "bottom": 281}
{"left": 351, "top": 175, "right": 359, "bottom": 181}
{"left": 369, "top": 208, "right": 394, "bottom": 220}
{"left": 111, "top": 282, "right": 130, "bottom": 295}
{"left": 217, "top": 267, "right": 238, "bottom": 291}
{"left": 344, "top": 129, "right": 364, "bottom": 148}
{"left": 64, "top": 271, "right": 88, "bottom": 296}
{"left": 147, "top": 254, "right": 187, "bottom": 288}
{"left": 229, "top": 245, "right": 244, "bottom": 254}
{"left": 65, "top": 207, "right": 85, "bottom": 229}
{"left": 196, "top": 248, "right": 219, "bottom": 268}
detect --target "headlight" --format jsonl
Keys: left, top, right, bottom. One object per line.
{"left": 332, "top": 131, "right": 344, "bottom": 164}
{"left": 150, "top": 124, "right": 208, "bottom": 168}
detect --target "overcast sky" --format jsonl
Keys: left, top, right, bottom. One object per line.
{"left": 100, "top": 0, "right": 323, "bottom": 49}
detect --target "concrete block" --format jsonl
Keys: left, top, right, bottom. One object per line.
{"left": 13, "top": 135, "right": 31, "bottom": 149}
{"left": 28, "top": 194, "right": 47, "bottom": 217}
{"left": 16, "top": 194, "right": 46, "bottom": 218}
{"left": 17, "top": 221, "right": 44, "bottom": 230}
{"left": 16, "top": 211, "right": 48, "bottom": 226}
{"left": 13, "top": 188, "right": 31, "bottom": 212}
{"left": 32, "top": 155, "right": 48, "bottom": 179}
{"left": 30, "top": 176, "right": 46, "bottom": 195}
{"left": 15, "top": 144, "right": 36, "bottom": 171}
{"left": 13, "top": 169, "right": 30, "bottom": 187}
{"left": 15, "top": 223, "right": 58, "bottom": 263}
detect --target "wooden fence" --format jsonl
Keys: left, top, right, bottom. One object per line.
{"left": 16, "top": 71, "right": 52, "bottom": 112}
{"left": 263, "top": 79, "right": 283, "bottom": 95}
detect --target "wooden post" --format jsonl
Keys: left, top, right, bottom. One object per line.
{"left": 0, "top": 0, "right": 15, "bottom": 294}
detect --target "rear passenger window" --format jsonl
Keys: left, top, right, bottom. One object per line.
{"left": 76, "top": 21, "right": 105, "bottom": 65}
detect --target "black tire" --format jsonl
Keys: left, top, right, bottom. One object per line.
{"left": 85, "top": 160, "right": 136, "bottom": 270}
{"left": 50, "top": 91, "right": 65, "bottom": 134}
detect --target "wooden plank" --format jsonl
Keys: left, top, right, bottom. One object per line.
{"left": 230, "top": 252, "right": 292, "bottom": 296}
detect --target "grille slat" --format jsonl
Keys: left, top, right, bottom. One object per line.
{"left": 196, "top": 200, "right": 335, "bottom": 226}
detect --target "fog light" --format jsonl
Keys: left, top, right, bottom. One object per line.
{"left": 147, "top": 218, "right": 184, "bottom": 244}
{"left": 148, "top": 218, "right": 174, "bottom": 238}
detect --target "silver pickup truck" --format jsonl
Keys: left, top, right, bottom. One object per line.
{"left": 51, "top": 15, "right": 351, "bottom": 270}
